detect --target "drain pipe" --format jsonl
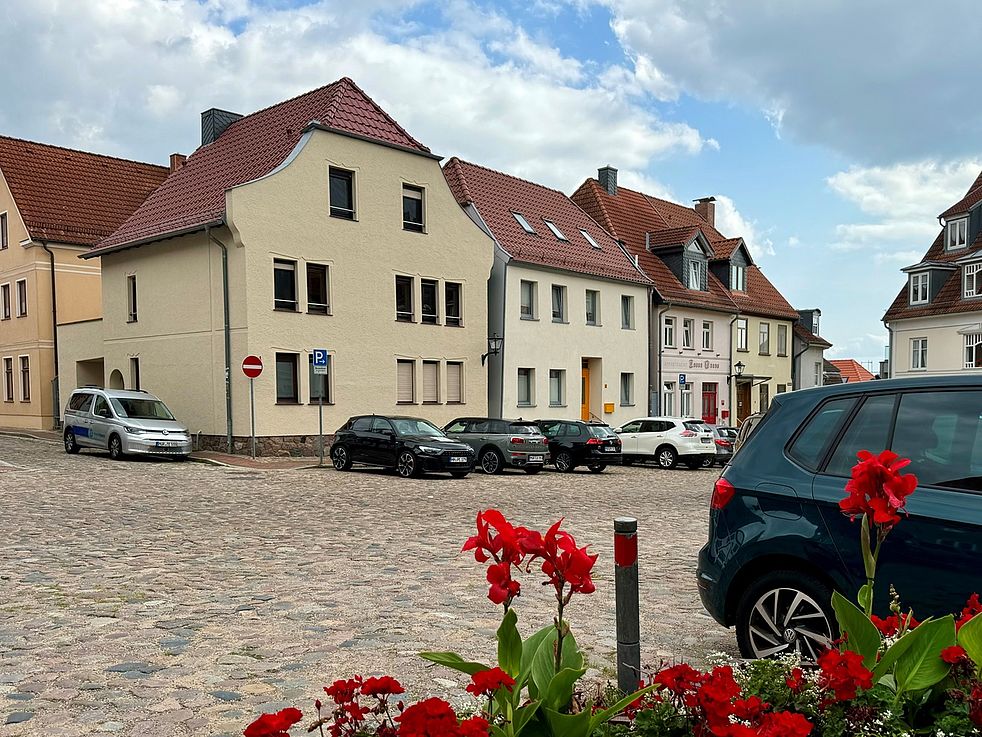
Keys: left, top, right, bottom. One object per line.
{"left": 727, "top": 313, "right": 740, "bottom": 422}
{"left": 206, "top": 226, "right": 233, "bottom": 453}
{"left": 40, "top": 241, "right": 61, "bottom": 428}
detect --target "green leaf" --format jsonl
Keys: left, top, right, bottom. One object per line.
{"left": 510, "top": 701, "right": 541, "bottom": 734}
{"left": 957, "top": 612, "right": 982, "bottom": 674}
{"left": 857, "top": 584, "right": 873, "bottom": 615}
{"left": 588, "top": 685, "right": 658, "bottom": 730}
{"left": 894, "top": 615, "right": 956, "bottom": 696}
{"left": 529, "top": 629, "right": 583, "bottom": 699}
{"left": 520, "top": 626, "right": 555, "bottom": 698}
{"left": 543, "top": 707, "right": 594, "bottom": 737}
{"left": 418, "top": 651, "right": 489, "bottom": 676}
{"left": 872, "top": 627, "right": 919, "bottom": 681}
{"left": 832, "top": 590, "right": 882, "bottom": 668}
{"left": 497, "top": 608, "right": 523, "bottom": 678}
{"left": 541, "top": 667, "right": 587, "bottom": 711}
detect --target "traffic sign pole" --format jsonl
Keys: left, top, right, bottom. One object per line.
{"left": 249, "top": 378, "right": 256, "bottom": 459}
{"left": 318, "top": 392, "right": 324, "bottom": 466}
{"left": 312, "top": 350, "right": 329, "bottom": 466}
{"left": 241, "top": 355, "right": 264, "bottom": 459}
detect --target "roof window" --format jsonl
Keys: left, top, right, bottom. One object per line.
{"left": 580, "top": 229, "right": 601, "bottom": 249}
{"left": 513, "top": 212, "right": 536, "bottom": 234}
{"left": 946, "top": 217, "right": 968, "bottom": 250}
{"left": 543, "top": 220, "right": 568, "bottom": 241}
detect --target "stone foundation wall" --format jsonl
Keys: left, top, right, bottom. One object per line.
{"left": 196, "top": 434, "right": 335, "bottom": 457}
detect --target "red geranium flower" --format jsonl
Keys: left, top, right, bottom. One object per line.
{"left": 457, "top": 716, "right": 490, "bottom": 737}
{"left": 942, "top": 645, "right": 969, "bottom": 665}
{"left": 324, "top": 677, "right": 361, "bottom": 704}
{"left": 244, "top": 707, "right": 303, "bottom": 737}
{"left": 361, "top": 676, "right": 405, "bottom": 697}
{"left": 839, "top": 450, "right": 917, "bottom": 529}
{"left": 957, "top": 593, "right": 982, "bottom": 631}
{"left": 757, "top": 711, "right": 814, "bottom": 737}
{"left": 653, "top": 662, "right": 704, "bottom": 696}
{"left": 817, "top": 649, "right": 873, "bottom": 702}
{"left": 396, "top": 697, "right": 462, "bottom": 737}
{"left": 466, "top": 667, "right": 516, "bottom": 697}
{"left": 785, "top": 667, "right": 805, "bottom": 693}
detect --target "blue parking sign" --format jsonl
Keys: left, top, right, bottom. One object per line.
{"left": 679, "top": 373, "right": 686, "bottom": 386}
{"left": 313, "top": 349, "right": 329, "bottom": 374}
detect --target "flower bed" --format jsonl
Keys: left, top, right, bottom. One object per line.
{"left": 247, "top": 451, "right": 982, "bottom": 737}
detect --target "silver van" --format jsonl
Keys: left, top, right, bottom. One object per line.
{"left": 63, "top": 388, "right": 191, "bottom": 460}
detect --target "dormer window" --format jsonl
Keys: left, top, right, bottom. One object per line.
{"left": 687, "top": 260, "right": 704, "bottom": 290}
{"left": 513, "top": 212, "right": 536, "bottom": 234}
{"left": 543, "top": 220, "right": 568, "bottom": 241}
{"left": 730, "top": 264, "right": 746, "bottom": 291}
{"left": 909, "top": 272, "right": 929, "bottom": 304}
{"left": 965, "top": 262, "right": 982, "bottom": 298}
{"left": 812, "top": 313, "right": 820, "bottom": 336}
{"left": 947, "top": 218, "right": 968, "bottom": 250}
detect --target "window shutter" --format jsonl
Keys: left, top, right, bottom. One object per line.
{"left": 397, "top": 360, "right": 415, "bottom": 402}
{"left": 447, "top": 363, "right": 462, "bottom": 403}
{"left": 422, "top": 361, "right": 439, "bottom": 403}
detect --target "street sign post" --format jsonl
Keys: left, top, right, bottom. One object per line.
{"left": 242, "top": 355, "right": 263, "bottom": 458}
{"left": 312, "top": 350, "right": 329, "bottom": 465}
{"left": 679, "top": 373, "right": 686, "bottom": 386}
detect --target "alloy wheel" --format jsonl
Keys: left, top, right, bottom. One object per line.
{"left": 555, "top": 452, "right": 573, "bottom": 472}
{"left": 64, "top": 431, "right": 78, "bottom": 454}
{"left": 658, "top": 449, "right": 676, "bottom": 468}
{"left": 109, "top": 436, "right": 123, "bottom": 460}
{"left": 397, "top": 452, "right": 416, "bottom": 478}
{"left": 481, "top": 451, "right": 500, "bottom": 474}
{"left": 332, "top": 447, "right": 348, "bottom": 471}
{"left": 746, "top": 587, "right": 832, "bottom": 661}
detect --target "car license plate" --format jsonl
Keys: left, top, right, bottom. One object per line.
{"left": 527, "top": 455, "right": 543, "bottom": 463}
{"left": 155, "top": 441, "right": 178, "bottom": 448}
{"left": 701, "top": 437, "right": 712, "bottom": 443}
{"left": 450, "top": 456, "right": 468, "bottom": 463}
{"left": 603, "top": 446, "right": 617, "bottom": 452}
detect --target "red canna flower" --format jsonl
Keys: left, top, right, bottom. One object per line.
{"left": 465, "top": 667, "right": 516, "bottom": 697}
{"left": 785, "top": 667, "right": 805, "bottom": 693}
{"left": 870, "top": 612, "right": 918, "bottom": 637}
{"left": 839, "top": 450, "right": 917, "bottom": 529}
{"left": 485, "top": 561, "right": 521, "bottom": 606}
{"left": 361, "top": 676, "right": 405, "bottom": 697}
{"left": 244, "top": 707, "right": 303, "bottom": 737}
{"left": 757, "top": 710, "right": 814, "bottom": 737}
{"left": 534, "top": 519, "right": 598, "bottom": 599}
{"left": 462, "top": 510, "right": 529, "bottom": 565}
{"left": 817, "top": 649, "right": 873, "bottom": 702}
{"left": 942, "top": 645, "right": 969, "bottom": 665}
{"left": 957, "top": 593, "right": 982, "bottom": 631}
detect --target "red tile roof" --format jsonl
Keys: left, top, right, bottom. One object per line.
{"left": 829, "top": 359, "right": 875, "bottom": 383}
{"left": 940, "top": 168, "right": 982, "bottom": 219}
{"left": 90, "top": 78, "right": 430, "bottom": 255}
{"left": 442, "top": 158, "right": 649, "bottom": 285}
{"left": 572, "top": 179, "right": 797, "bottom": 319}
{"left": 0, "top": 136, "right": 168, "bottom": 247}
{"left": 794, "top": 323, "right": 832, "bottom": 349}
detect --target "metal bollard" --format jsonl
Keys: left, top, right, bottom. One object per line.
{"left": 614, "top": 517, "right": 641, "bottom": 694}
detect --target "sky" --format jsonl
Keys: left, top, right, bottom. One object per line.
{"left": 2, "top": 0, "right": 981, "bottom": 367}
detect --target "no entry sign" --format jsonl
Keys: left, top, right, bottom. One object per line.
{"left": 242, "top": 355, "right": 263, "bottom": 379}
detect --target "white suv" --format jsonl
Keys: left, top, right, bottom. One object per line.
{"left": 613, "top": 416, "right": 716, "bottom": 469}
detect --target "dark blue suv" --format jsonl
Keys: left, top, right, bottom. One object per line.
{"left": 698, "top": 376, "right": 982, "bottom": 660}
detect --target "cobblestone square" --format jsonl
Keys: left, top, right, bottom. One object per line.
{"left": 0, "top": 436, "right": 734, "bottom": 736}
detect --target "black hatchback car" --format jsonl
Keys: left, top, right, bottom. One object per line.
{"left": 698, "top": 376, "right": 982, "bottom": 661}
{"left": 330, "top": 415, "right": 476, "bottom": 478}
{"left": 537, "top": 419, "right": 621, "bottom": 472}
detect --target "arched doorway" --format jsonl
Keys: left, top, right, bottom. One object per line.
{"left": 109, "top": 369, "right": 124, "bottom": 389}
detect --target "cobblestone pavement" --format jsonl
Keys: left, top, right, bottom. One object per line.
{"left": 0, "top": 436, "right": 734, "bottom": 736}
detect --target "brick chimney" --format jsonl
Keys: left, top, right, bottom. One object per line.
{"left": 200, "top": 108, "right": 243, "bottom": 146}
{"left": 694, "top": 196, "right": 716, "bottom": 227}
{"left": 598, "top": 165, "right": 618, "bottom": 196}
{"left": 169, "top": 153, "right": 186, "bottom": 173}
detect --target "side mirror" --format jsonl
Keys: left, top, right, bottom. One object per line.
{"left": 380, "top": 429, "right": 395, "bottom": 438}
{"left": 613, "top": 427, "right": 623, "bottom": 433}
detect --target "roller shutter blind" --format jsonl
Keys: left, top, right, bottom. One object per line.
{"left": 397, "top": 360, "right": 415, "bottom": 403}
{"left": 422, "top": 361, "right": 439, "bottom": 403}
{"left": 447, "top": 362, "right": 462, "bottom": 403}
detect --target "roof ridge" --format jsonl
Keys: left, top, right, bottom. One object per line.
{"left": 335, "top": 77, "right": 430, "bottom": 153}
{"left": 452, "top": 157, "right": 569, "bottom": 198}
{"left": 216, "top": 80, "right": 344, "bottom": 131}
{"left": 442, "top": 157, "right": 473, "bottom": 205}
{"left": 0, "top": 134, "right": 168, "bottom": 171}
{"left": 572, "top": 180, "right": 617, "bottom": 236}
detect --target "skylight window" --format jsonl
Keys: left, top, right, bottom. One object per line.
{"left": 543, "top": 220, "right": 568, "bottom": 241}
{"left": 580, "top": 229, "right": 602, "bottom": 249}
{"left": 513, "top": 212, "right": 536, "bottom": 234}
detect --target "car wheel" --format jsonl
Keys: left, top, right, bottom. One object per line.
{"left": 702, "top": 456, "right": 715, "bottom": 468}
{"left": 450, "top": 471, "right": 469, "bottom": 479}
{"left": 108, "top": 434, "right": 125, "bottom": 461}
{"left": 554, "top": 451, "right": 575, "bottom": 473}
{"left": 524, "top": 466, "right": 542, "bottom": 475}
{"left": 735, "top": 570, "right": 835, "bottom": 662}
{"left": 479, "top": 448, "right": 504, "bottom": 475}
{"left": 587, "top": 464, "right": 606, "bottom": 473}
{"left": 396, "top": 450, "right": 420, "bottom": 478}
{"left": 331, "top": 445, "right": 352, "bottom": 471}
{"left": 64, "top": 429, "right": 80, "bottom": 455}
{"left": 656, "top": 446, "right": 678, "bottom": 469}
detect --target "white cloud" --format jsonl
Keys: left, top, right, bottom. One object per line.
{"left": 873, "top": 250, "right": 923, "bottom": 266}
{"left": 787, "top": 235, "right": 800, "bottom": 248}
{"left": 0, "top": 0, "right": 713, "bottom": 194}
{"left": 714, "top": 195, "right": 774, "bottom": 259}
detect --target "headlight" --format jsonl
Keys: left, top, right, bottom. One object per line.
{"left": 124, "top": 426, "right": 146, "bottom": 435}
{"left": 416, "top": 445, "right": 443, "bottom": 454}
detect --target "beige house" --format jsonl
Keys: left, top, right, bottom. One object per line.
{"left": 443, "top": 159, "right": 651, "bottom": 428}
{"left": 63, "top": 78, "right": 492, "bottom": 454}
{"left": 0, "top": 135, "right": 166, "bottom": 429}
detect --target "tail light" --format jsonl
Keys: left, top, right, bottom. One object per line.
{"left": 510, "top": 437, "right": 525, "bottom": 444}
{"left": 711, "top": 478, "right": 736, "bottom": 510}
{"left": 586, "top": 437, "right": 602, "bottom": 445}
{"left": 715, "top": 439, "right": 732, "bottom": 447}
{"left": 680, "top": 430, "right": 697, "bottom": 438}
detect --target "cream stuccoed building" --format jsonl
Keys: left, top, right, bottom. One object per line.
{"left": 443, "top": 159, "right": 651, "bottom": 427}
{"left": 60, "top": 79, "right": 493, "bottom": 454}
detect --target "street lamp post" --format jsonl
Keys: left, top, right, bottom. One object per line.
{"left": 481, "top": 333, "right": 503, "bottom": 366}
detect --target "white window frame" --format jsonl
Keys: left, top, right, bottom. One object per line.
{"left": 421, "top": 360, "right": 440, "bottom": 404}
{"left": 663, "top": 316, "right": 676, "bottom": 348}
{"left": 402, "top": 184, "right": 425, "bottom": 233}
{"left": 621, "top": 295, "right": 634, "bottom": 330}
{"left": 964, "top": 262, "right": 982, "bottom": 298}
{"left": 813, "top": 361, "right": 822, "bottom": 386}
{"left": 964, "top": 333, "right": 982, "bottom": 369}
{"left": 682, "top": 318, "right": 694, "bottom": 349}
{"left": 15, "top": 279, "right": 27, "bottom": 317}
{"left": 911, "top": 337, "right": 928, "bottom": 370}
{"left": 273, "top": 259, "right": 298, "bottom": 312}
{"left": 446, "top": 361, "right": 464, "bottom": 404}
{"left": 520, "top": 280, "right": 537, "bottom": 319}
{"left": 517, "top": 367, "right": 535, "bottom": 407}
{"left": 730, "top": 264, "right": 746, "bottom": 291}
{"left": 306, "top": 262, "right": 331, "bottom": 315}
{"left": 585, "top": 289, "right": 600, "bottom": 326}
{"left": 702, "top": 320, "right": 713, "bottom": 350}
{"left": 680, "top": 383, "right": 693, "bottom": 417}
{"left": 759, "top": 322, "right": 770, "bottom": 355}
{"left": 736, "top": 318, "right": 748, "bottom": 351}
{"left": 662, "top": 381, "right": 675, "bottom": 416}
{"left": 620, "top": 372, "right": 634, "bottom": 406}
{"left": 513, "top": 212, "right": 536, "bottom": 234}
{"left": 946, "top": 217, "right": 968, "bottom": 250}
{"left": 549, "top": 369, "right": 565, "bottom": 407}
{"left": 777, "top": 324, "right": 788, "bottom": 356}
{"left": 688, "top": 260, "right": 702, "bottom": 290}
{"left": 580, "top": 229, "right": 601, "bottom": 249}
{"left": 396, "top": 359, "right": 416, "bottom": 404}
{"left": 909, "top": 272, "right": 929, "bottom": 304}
{"left": 551, "top": 284, "right": 567, "bottom": 323}
{"left": 543, "top": 220, "right": 568, "bottom": 241}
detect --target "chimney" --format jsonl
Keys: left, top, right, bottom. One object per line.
{"left": 694, "top": 196, "right": 716, "bottom": 227}
{"left": 169, "top": 153, "right": 186, "bottom": 173}
{"left": 200, "top": 108, "right": 243, "bottom": 146}
{"left": 598, "top": 165, "right": 618, "bottom": 196}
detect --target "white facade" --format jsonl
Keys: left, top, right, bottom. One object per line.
{"left": 657, "top": 306, "right": 733, "bottom": 423}
{"left": 889, "top": 313, "right": 982, "bottom": 377}
{"left": 796, "top": 345, "right": 827, "bottom": 389}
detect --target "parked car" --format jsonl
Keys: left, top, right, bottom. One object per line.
{"left": 63, "top": 387, "right": 191, "bottom": 460}
{"left": 732, "top": 412, "right": 765, "bottom": 454}
{"left": 443, "top": 417, "right": 549, "bottom": 474}
{"left": 613, "top": 417, "right": 716, "bottom": 469}
{"left": 697, "top": 376, "right": 982, "bottom": 661}
{"left": 330, "top": 415, "right": 476, "bottom": 478}
{"left": 703, "top": 424, "right": 737, "bottom": 467}
{"left": 536, "top": 419, "right": 621, "bottom": 473}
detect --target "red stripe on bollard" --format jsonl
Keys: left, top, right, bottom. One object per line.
{"left": 614, "top": 532, "right": 637, "bottom": 566}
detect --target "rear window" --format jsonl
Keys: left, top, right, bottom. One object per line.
{"left": 587, "top": 425, "right": 615, "bottom": 438}
{"left": 683, "top": 421, "right": 708, "bottom": 432}
{"left": 350, "top": 417, "right": 372, "bottom": 431}
{"left": 788, "top": 397, "right": 857, "bottom": 470}
{"left": 68, "top": 392, "right": 93, "bottom": 412}
{"left": 508, "top": 422, "right": 540, "bottom": 435}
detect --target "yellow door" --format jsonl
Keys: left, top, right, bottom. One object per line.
{"left": 581, "top": 367, "right": 590, "bottom": 421}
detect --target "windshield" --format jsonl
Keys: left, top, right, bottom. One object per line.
{"left": 110, "top": 398, "right": 175, "bottom": 421}
{"left": 392, "top": 418, "right": 445, "bottom": 437}
{"left": 587, "top": 425, "right": 616, "bottom": 438}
